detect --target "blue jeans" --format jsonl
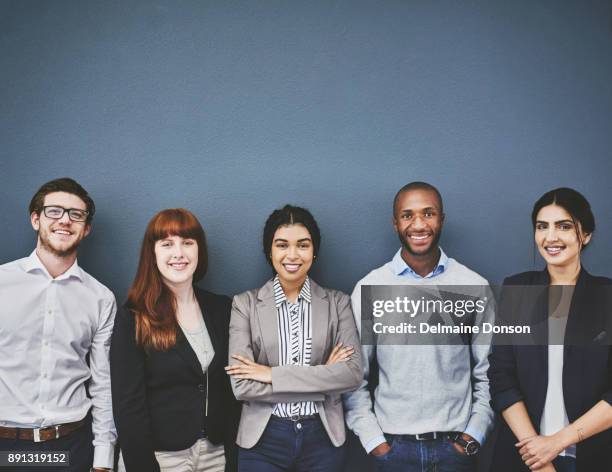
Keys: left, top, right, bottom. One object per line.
{"left": 372, "top": 434, "right": 476, "bottom": 472}
{"left": 0, "top": 420, "right": 93, "bottom": 472}
{"left": 553, "top": 456, "right": 576, "bottom": 472}
{"left": 238, "top": 416, "right": 345, "bottom": 472}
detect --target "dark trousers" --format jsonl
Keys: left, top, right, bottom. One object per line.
{"left": 0, "top": 420, "right": 93, "bottom": 472}
{"left": 238, "top": 416, "right": 345, "bottom": 472}
{"left": 372, "top": 434, "right": 476, "bottom": 472}
{"left": 552, "top": 456, "right": 576, "bottom": 472}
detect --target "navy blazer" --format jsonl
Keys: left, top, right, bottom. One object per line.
{"left": 110, "top": 288, "right": 240, "bottom": 472}
{"left": 488, "top": 268, "right": 612, "bottom": 472}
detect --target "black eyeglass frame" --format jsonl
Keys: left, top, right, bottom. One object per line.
{"left": 42, "top": 205, "right": 90, "bottom": 222}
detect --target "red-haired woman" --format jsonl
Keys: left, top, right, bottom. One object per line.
{"left": 111, "top": 209, "right": 239, "bottom": 472}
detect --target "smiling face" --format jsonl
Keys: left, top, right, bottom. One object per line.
{"left": 31, "top": 191, "right": 91, "bottom": 258}
{"left": 154, "top": 235, "right": 199, "bottom": 288}
{"left": 393, "top": 189, "right": 444, "bottom": 257}
{"left": 534, "top": 204, "right": 591, "bottom": 270}
{"left": 270, "top": 224, "right": 314, "bottom": 286}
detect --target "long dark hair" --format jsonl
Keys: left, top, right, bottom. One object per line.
{"left": 127, "top": 208, "right": 208, "bottom": 351}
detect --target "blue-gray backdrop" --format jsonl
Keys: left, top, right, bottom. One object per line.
{"left": 2, "top": 1, "right": 611, "bottom": 470}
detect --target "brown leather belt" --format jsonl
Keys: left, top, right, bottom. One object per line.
{"left": 0, "top": 419, "right": 86, "bottom": 442}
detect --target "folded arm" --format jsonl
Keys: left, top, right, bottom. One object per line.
{"left": 228, "top": 291, "right": 362, "bottom": 401}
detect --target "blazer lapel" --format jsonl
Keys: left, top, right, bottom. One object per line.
{"left": 195, "top": 288, "right": 221, "bottom": 372}
{"left": 173, "top": 330, "right": 204, "bottom": 377}
{"left": 256, "top": 280, "right": 279, "bottom": 366}
{"left": 528, "top": 270, "right": 550, "bottom": 421}
{"left": 310, "top": 279, "right": 329, "bottom": 366}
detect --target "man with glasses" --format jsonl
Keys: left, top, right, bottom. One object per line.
{"left": 0, "top": 178, "right": 116, "bottom": 471}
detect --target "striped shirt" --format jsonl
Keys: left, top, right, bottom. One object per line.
{"left": 272, "top": 275, "right": 318, "bottom": 417}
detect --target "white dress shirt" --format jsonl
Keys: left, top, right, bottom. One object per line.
{"left": 0, "top": 251, "right": 117, "bottom": 469}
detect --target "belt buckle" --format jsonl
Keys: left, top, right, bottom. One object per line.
{"left": 32, "top": 425, "right": 59, "bottom": 442}
{"left": 290, "top": 415, "right": 300, "bottom": 422}
{"left": 415, "top": 432, "right": 436, "bottom": 441}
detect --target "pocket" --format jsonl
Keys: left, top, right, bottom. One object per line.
{"left": 446, "top": 439, "right": 474, "bottom": 465}
{"left": 372, "top": 437, "right": 395, "bottom": 461}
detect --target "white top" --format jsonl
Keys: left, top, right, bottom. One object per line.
{"left": 180, "top": 316, "right": 214, "bottom": 373}
{"left": 540, "top": 286, "right": 576, "bottom": 457}
{"left": 0, "top": 251, "right": 117, "bottom": 469}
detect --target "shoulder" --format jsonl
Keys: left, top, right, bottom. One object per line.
{"left": 113, "top": 303, "right": 137, "bottom": 332}
{"left": 352, "top": 262, "right": 395, "bottom": 291}
{"left": 444, "top": 258, "right": 489, "bottom": 285}
{"left": 0, "top": 257, "right": 26, "bottom": 271}
{"left": 77, "top": 267, "right": 116, "bottom": 304}
{"left": 232, "top": 287, "right": 260, "bottom": 304}
{"left": 583, "top": 271, "right": 612, "bottom": 286}
{"left": 0, "top": 257, "right": 31, "bottom": 281}
{"left": 195, "top": 287, "right": 232, "bottom": 311}
{"left": 311, "top": 280, "right": 350, "bottom": 307}
{"left": 230, "top": 286, "right": 264, "bottom": 316}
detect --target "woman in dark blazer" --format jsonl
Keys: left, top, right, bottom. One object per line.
{"left": 225, "top": 204, "right": 363, "bottom": 472}
{"left": 110, "top": 209, "right": 239, "bottom": 472}
{"left": 488, "top": 188, "right": 612, "bottom": 472}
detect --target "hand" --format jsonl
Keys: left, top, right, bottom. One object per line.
{"left": 225, "top": 355, "right": 272, "bottom": 384}
{"left": 452, "top": 433, "right": 479, "bottom": 456}
{"left": 370, "top": 442, "right": 391, "bottom": 457}
{"left": 516, "top": 434, "right": 564, "bottom": 469}
{"left": 325, "top": 342, "right": 354, "bottom": 365}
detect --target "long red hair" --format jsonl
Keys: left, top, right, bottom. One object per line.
{"left": 127, "top": 208, "right": 208, "bottom": 351}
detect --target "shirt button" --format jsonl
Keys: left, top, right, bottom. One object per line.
{"left": 43, "top": 373, "right": 47, "bottom": 378}
{"left": 198, "top": 384, "right": 205, "bottom": 392}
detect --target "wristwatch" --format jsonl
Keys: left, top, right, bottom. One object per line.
{"left": 453, "top": 433, "right": 480, "bottom": 456}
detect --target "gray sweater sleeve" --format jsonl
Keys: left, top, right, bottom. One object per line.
{"left": 463, "top": 285, "right": 495, "bottom": 444}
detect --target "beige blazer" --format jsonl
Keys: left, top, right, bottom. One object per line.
{"left": 229, "top": 278, "right": 363, "bottom": 449}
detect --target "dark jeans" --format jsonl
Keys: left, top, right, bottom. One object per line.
{"left": 238, "top": 416, "right": 345, "bottom": 472}
{"left": 553, "top": 456, "right": 576, "bottom": 472}
{"left": 0, "top": 420, "right": 93, "bottom": 472}
{"left": 372, "top": 434, "right": 476, "bottom": 472}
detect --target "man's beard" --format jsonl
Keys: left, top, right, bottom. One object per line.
{"left": 38, "top": 229, "right": 81, "bottom": 258}
{"left": 398, "top": 231, "right": 441, "bottom": 257}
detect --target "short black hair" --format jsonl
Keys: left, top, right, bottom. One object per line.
{"left": 393, "top": 181, "right": 444, "bottom": 217}
{"left": 263, "top": 205, "right": 321, "bottom": 264}
{"left": 29, "top": 177, "right": 96, "bottom": 223}
{"left": 531, "top": 187, "right": 595, "bottom": 246}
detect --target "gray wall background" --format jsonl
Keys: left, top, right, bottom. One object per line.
{"left": 2, "top": 1, "right": 612, "bottom": 469}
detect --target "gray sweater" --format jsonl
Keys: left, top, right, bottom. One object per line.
{"left": 343, "top": 254, "right": 495, "bottom": 452}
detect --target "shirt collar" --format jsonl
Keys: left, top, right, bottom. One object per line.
{"left": 390, "top": 247, "right": 448, "bottom": 279}
{"left": 273, "top": 275, "right": 312, "bottom": 307}
{"left": 23, "top": 250, "right": 84, "bottom": 281}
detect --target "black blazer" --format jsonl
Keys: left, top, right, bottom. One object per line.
{"left": 488, "top": 268, "right": 612, "bottom": 472}
{"left": 110, "top": 288, "right": 240, "bottom": 472}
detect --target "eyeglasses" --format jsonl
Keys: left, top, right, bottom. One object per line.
{"left": 42, "top": 206, "right": 89, "bottom": 222}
